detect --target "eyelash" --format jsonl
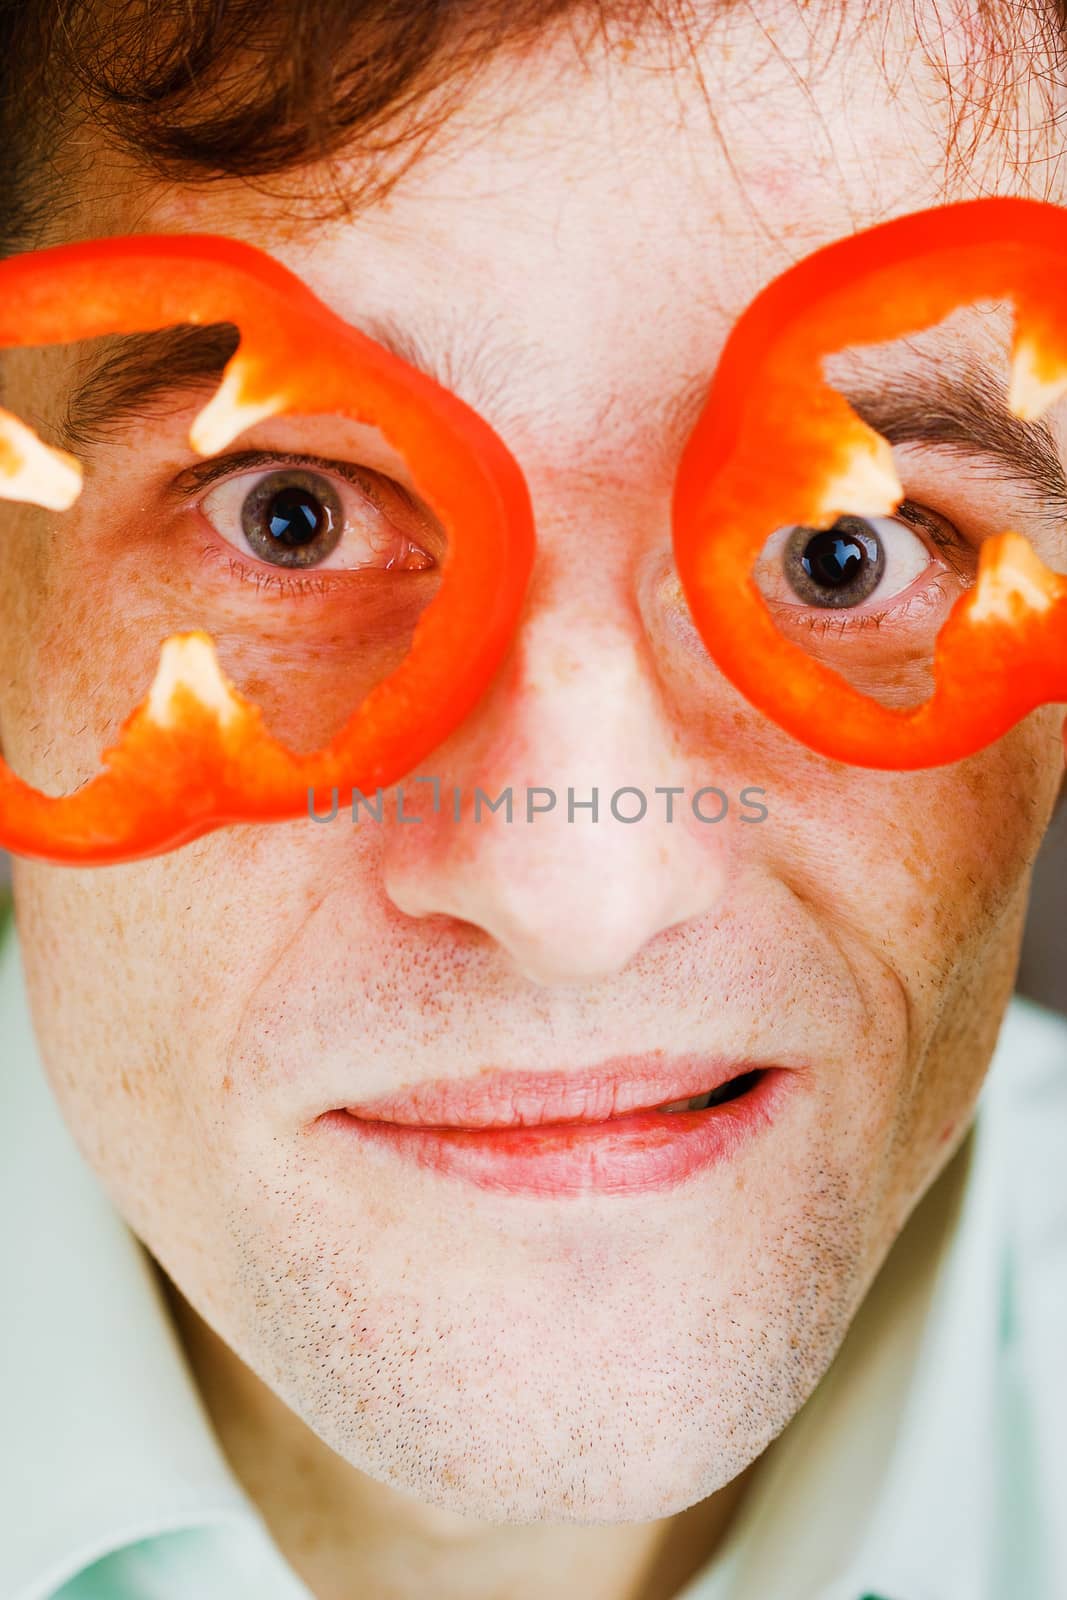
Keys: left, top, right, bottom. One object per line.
{"left": 894, "top": 498, "right": 969, "bottom": 558}
{"left": 179, "top": 447, "right": 390, "bottom": 498}
{"left": 209, "top": 553, "right": 344, "bottom": 599}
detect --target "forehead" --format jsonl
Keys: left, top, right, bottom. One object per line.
{"left": 70, "top": 0, "right": 1063, "bottom": 261}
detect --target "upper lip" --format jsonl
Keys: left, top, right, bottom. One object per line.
{"left": 341, "top": 1056, "right": 774, "bottom": 1129}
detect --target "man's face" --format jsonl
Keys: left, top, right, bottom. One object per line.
{"left": 1, "top": 2, "right": 1064, "bottom": 1522}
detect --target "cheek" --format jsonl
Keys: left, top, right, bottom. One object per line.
{"left": 876, "top": 716, "right": 1059, "bottom": 970}
{"left": 11, "top": 822, "right": 401, "bottom": 1345}
{"left": 10, "top": 853, "right": 206, "bottom": 1164}
{"left": 745, "top": 706, "right": 1058, "bottom": 986}
{"left": 0, "top": 502, "right": 48, "bottom": 747}
{"left": 11, "top": 819, "right": 387, "bottom": 1161}
{"left": 0, "top": 497, "right": 159, "bottom": 790}
{"left": 851, "top": 713, "right": 1061, "bottom": 1225}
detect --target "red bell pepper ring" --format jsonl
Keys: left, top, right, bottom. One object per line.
{"left": 0, "top": 234, "right": 535, "bottom": 863}
{"left": 673, "top": 195, "right": 1067, "bottom": 770}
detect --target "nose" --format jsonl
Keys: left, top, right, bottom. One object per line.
{"left": 380, "top": 551, "right": 735, "bottom": 987}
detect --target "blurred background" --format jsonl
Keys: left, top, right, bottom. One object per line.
{"left": 2, "top": 802, "right": 1064, "bottom": 1013}
{"left": 1015, "top": 796, "right": 1067, "bottom": 1015}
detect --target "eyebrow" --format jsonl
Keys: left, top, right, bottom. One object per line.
{"left": 60, "top": 324, "right": 240, "bottom": 450}
{"left": 58, "top": 320, "right": 1067, "bottom": 523}
{"left": 58, "top": 312, "right": 540, "bottom": 452}
{"left": 829, "top": 349, "right": 1067, "bottom": 522}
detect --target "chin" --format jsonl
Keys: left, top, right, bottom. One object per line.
{"left": 317, "top": 1399, "right": 762, "bottom": 1525}
{"left": 247, "top": 1300, "right": 836, "bottom": 1526}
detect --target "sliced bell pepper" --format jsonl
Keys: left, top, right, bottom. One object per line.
{"left": 673, "top": 195, "right": 1067, "bottom": 770}
{"left": 0, "top": 233, "right": 535, "bottom": 863}
{"left": 4, "top": 202, "right": 1065, "bottom": 868}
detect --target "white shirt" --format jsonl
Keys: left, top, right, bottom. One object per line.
{"left": 2, "top": 898, "right": 1066, "bottom": 1600}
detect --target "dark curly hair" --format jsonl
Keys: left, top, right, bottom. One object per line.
{"left": 0, "top": 0, "right": 679, "bottom": 251}
{"left": 0, "top": 0, "right": 1065, "bottom": 255}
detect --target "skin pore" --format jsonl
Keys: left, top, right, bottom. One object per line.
{"left": 1, "top": 4, "right": 1067, "bottom": 1599}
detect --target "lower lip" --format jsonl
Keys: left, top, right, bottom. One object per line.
{"left": 319, "top": 1069, "right": 795, "bottom": 1197}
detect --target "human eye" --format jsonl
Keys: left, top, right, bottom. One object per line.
{"left": 752, "top": 499, "right": 975, "bottom": 636}
{"left": 179, "top": 449, "right": 439, "bottom": 594}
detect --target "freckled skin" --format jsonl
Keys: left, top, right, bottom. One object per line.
{"left": 1, "top": 7, "right": 1066, "bottom": 1600}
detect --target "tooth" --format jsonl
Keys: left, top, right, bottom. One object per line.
{"left": 659, "top": 1091, "right": 714, "bottom": 1113}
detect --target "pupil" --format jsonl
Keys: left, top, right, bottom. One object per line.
{"left": 240, "top": 469, "right": 344, "bottom": 568}
{"left": 266, "top": 486, "right": 326, "bottom": 548}
{"left": 783, "top": 514, "right": 885, "bottom": 609}
{"left": 801, "top": 526, "right": 868, "bottom": 588}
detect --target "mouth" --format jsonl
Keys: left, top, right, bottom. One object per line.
{"left": 316, "top": 1059, "right": 799, "bottom": 1197}
{"left": 654, "top": 1070, "right": 765, "bottom": 1114}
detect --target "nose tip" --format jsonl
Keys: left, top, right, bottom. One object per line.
{"left": 385, "top": 800, "right": 729, "bottom": 988}
{"left": 478, "top": 887, "right": 690, "bottom": 987}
